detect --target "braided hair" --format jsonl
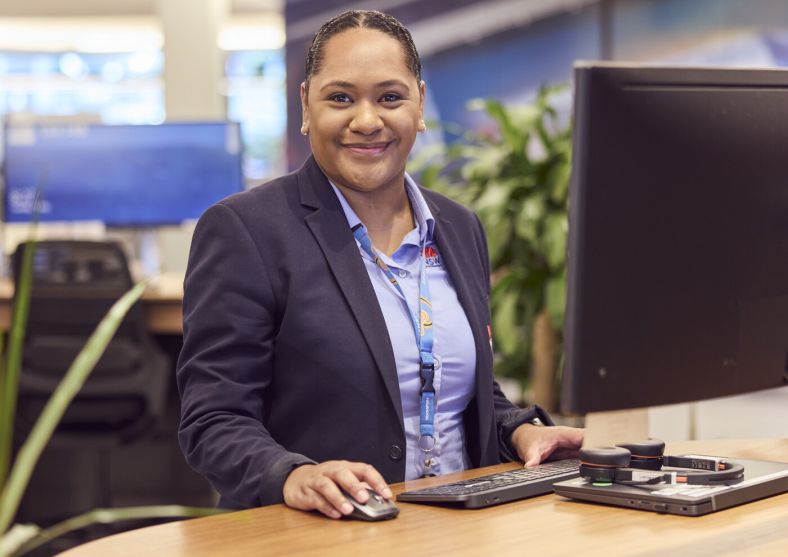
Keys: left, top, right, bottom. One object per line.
{"left": 304, "top": 10, "right": 422, "bottom": 91}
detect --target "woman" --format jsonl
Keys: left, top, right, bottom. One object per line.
{"left": 177, "top": 10, "right": 583, "bottom": 520}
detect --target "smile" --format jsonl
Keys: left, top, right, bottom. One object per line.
{"left": 343, "top": 142, "right": 392, "bottom": 156}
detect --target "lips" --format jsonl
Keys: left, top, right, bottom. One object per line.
{"left": 343, "top": 141, "right": 392, "bottom": 156}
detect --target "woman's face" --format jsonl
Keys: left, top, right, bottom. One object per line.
{"left": 301, "top": 28, "right": 425, "bottom": 197}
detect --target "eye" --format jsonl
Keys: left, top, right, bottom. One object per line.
{"left": 328, "top": 93, "right": 352, "bottom": 104}
{"left": 380, "top": 92, "right": 403, "bottom": 103}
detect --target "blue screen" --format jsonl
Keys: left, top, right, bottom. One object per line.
{"left": 3, "top": 122, "right": 244, "bottom": 226}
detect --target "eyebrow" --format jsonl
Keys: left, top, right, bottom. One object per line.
{"left": 319, "top": 79, "right": 410, "bottom": 91}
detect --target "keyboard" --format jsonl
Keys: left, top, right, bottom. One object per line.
{"left": 397, "top": 459, "right": 580, "bottom": 509}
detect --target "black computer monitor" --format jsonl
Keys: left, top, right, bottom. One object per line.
{"left": 2, "top": 121, "right": 244, "bottom": 226}
{"left": 561, "top": 62, "right": 788, "bottom": 414}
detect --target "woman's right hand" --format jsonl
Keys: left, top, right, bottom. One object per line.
{"left": 282, "top": 460, "right": 393, "bottom": 519}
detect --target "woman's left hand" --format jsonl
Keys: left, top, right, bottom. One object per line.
{"left": 511, "top": 424, "right": 584, "bottom": 467}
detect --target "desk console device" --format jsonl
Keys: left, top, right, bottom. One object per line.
{"left": 554, "top": 456, "right": 788, "bottom": 516}
{"left": 397, "top": 459, "right": 579, "bottom": 508}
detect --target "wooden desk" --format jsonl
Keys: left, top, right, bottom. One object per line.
{"left": 58, "top": 439, "right": 788, "bottom": 557}
{"left": 0, "top": 273, "right": 184, "bottom": 335}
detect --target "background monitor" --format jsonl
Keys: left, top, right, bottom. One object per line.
{"left": 2, "top": 121, "right": 244, "bottom": 226}
{"left": 562, "top": 62, "right": 788, "bottom": 414}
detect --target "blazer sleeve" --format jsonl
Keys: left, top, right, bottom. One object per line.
{"left": 471, "top": 213, "right": 556, "bottom": 462}
{"left": 177, "top": 202, "right": 314, "bottom": 509}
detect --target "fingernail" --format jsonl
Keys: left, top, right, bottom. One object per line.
{"left": 383, "top": 487, "right": 393, "bottom": 498}
{"left": 356, "top": 490, "right": 369, "bottom": 502}
{"left": 341, "top": 503, "right": 353, "bottom": 514}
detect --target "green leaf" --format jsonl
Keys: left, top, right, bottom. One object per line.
{"left": 508, "top": 105, "right": 541, "bottom": 134}
{"left": 484, "top": 215, "right": 511, "bottom": 266}
{"left": 542, "top": 212, "right": 568, "bottom": 271}
{"left": 461, "top": 147, "right": 508, "bottom": 185}
{"left": 514, "top": 194, "right": 545, "bottom": 244}
{"left": 492, "top": 289, "right": 519, "bottom": 356}
{"left": 547, "top": 156, "right": 572, "bottom": 203}
{"left": 474, "top": 182, "right": 511, "bottom": 214}
{"left": 407, "top": 142, "right": 447, "bottom": 177}
{"left": 545, "top": 272, "right": 567, "bottom": 330}
{"left": 468, "top": 98, "right": 525, "bottom": 154}
{"left": 0, "top": 281, "right": 148, "bottom": 535}
{"left": 490, "top": 267, "right": 518, "bottom": 298}
{"left": 0, "top": 233, "right": 38, "bottom": 491}
{"left": 0, "top": 523, "right": 39, "bottom": 557}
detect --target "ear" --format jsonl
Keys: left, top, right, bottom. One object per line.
{"left": 418, "top": 80, "right": 427, "bottom": 132}
{"left": 300, "top": 81, "right": 310, "bottom": 135}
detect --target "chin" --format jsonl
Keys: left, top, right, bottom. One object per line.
{"left": 341, "top": 167, "right": 400, "bottom": 191}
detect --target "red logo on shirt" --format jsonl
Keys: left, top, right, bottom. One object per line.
{"left": 423, "top": 245, "right": 442, "bottom": 267}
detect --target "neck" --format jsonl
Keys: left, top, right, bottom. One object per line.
{"left": 337, "top": 180, "right": 414, "bottom": 257}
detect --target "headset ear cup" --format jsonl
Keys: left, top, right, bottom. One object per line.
{"left": 579, "top": 447, "right": 632, "bottom": 482}
{"left": 617, "top": 439, "right": 666, "bottom": 470}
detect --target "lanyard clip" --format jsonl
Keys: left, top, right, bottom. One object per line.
{"left": 420, "top": 361, "right": 435, "bottom": 393}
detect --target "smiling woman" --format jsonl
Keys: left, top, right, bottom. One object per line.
{"left": 176, "top": 9, "right": 583, "bottom": 522}
{"left": 300, "top": 23, "right": 426, "bottom": 256}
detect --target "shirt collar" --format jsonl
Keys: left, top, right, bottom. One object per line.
{"left": 329, "top": 173, "right": 436, "bottom": 243}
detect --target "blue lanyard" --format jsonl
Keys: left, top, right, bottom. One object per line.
{"left": 352, "top": 224, "right": 437, "bottom": 450}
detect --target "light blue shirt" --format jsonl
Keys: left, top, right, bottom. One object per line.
{"left": 330, "top": 175, "right": 477, "bottom": 479}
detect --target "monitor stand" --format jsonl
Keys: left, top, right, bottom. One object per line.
{"left": 137, "top": 229, "right": 160, "bottom": 277}
{"left": 583, "top": 408, "right": 649, "bottom": 448}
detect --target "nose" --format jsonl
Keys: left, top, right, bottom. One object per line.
{"left": 349, "top": 100, "right": 383, "bottom": 135}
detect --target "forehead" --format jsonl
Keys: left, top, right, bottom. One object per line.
{"left": 314, "top": 28, "right": 414, "bottom": 84}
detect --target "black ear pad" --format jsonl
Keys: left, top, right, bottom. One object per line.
{"left": 618, "top": 440, "right": 665, "bottom": 470}
{"left": 579, "top": 446, "right": 631, "bottom": 482}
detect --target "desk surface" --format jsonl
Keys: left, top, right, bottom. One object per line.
{"left": 59, "top": 439, "right": 788, "bottom": 557}
{"left": 0, "top": 273, "right": 184, "bottom": 334}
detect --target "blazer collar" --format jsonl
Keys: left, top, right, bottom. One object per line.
{"left": 424, "top": 194, "right": 495, "bottom": 464}
{"left": 297, "top": 156, "right": 405, "bottom": 428}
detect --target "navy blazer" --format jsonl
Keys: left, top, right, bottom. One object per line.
{"left": 177, "top": 156, "right": 550, "bottom": 509}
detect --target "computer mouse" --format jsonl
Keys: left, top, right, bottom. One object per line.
{"left": 340, "top": 488, "right": 399, "bottom": 521}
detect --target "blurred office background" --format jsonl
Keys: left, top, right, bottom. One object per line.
{"left": 1, "top": 0, "right": 787, "bottom": 552}
{"left": 5, "top": 0, "right": 788, "bottom": 267}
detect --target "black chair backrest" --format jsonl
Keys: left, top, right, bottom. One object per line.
{"left": 12, "top": 240, "right": 168, "bottom": 439}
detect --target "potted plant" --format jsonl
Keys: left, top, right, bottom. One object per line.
{"left": 0, "top": 234, "right": 221, "bottom": 557}
{"left": 412, "top": 86, "right": 572, "bottom": 409}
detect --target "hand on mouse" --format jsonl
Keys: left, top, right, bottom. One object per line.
{"left": 283, "top": 460, "right": 393, "bottom": 519}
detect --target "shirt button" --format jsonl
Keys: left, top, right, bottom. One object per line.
{"left": 388, "top": 445, "right": 403, "bottom": 461}
{"left": 398, "top": 270, "right": 407, "bottom": 278}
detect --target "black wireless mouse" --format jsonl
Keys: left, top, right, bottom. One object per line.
{"left": 341, "top": 488, "right": 399, "bottom": 521}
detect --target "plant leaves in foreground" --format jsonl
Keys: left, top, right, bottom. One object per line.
{"left": 0, "top": 281, "right": 147, "bottom": 535}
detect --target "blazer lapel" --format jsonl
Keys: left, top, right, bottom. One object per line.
{"left": 428, "top": 198, "right": 495, "bottom": 464}
{"left": 297, "top": 157, "right": 404, "bottom": 427}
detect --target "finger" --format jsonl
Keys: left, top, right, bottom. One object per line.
{"left": 303, "top": 486, "right": 343, "bottom": 519}
{"left": 333, "top": 468, "right": 370, "bottom": 503}
{"left": 523, "top": 444, "right": 543, "bottom": 467}
{"left": 348, "top": 462, "right": 393, "bottom": 499}
{"left": 310, "top": 475, "right": 355, "bottom": 516}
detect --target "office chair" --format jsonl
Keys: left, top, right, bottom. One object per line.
{"left": 10, "top": 240, "right": 170, "bottom": 524}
